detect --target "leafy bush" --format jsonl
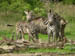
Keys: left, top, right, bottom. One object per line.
{"left": 63, "top": 0, "right": 75, "bottom": 4}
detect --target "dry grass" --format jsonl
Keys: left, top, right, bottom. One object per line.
{"left": 53, "top": 3, "right": 75, "bottom": 17}
{"left": 0, "top": 53, "right": 75, "bottom": 56}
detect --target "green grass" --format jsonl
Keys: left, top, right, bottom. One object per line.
{"left": 13, "top": 44, "right": 75, "bottom": 53}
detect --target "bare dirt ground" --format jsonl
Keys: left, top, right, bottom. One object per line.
{"left": 0, "top": 53, "right": 75, "bottom": 56}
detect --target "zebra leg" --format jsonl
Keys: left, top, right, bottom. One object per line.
{"left": 28, "top": 33, "right": 31, "bottom": 41}
{"left": 55, "top": 31, "right": 59, "bottom": 41}
{"left": 35, "top": 33, "right": 39, "bottom": 43}
{"left": 47, "top": 29, "right": 52, "bottom": 43}
{"left": 59, "top": 31, "right": 63, "bottom": 41}
{"left": 59, "top": 25, "right": 65, "bottom": 41}
{"left": 16, "top": 32, "right": 19, "bottom": 40}
{"left": 28, "top": 33, "right": 36, "bottom": 42}
{"left": 21, "top": 32, "right": 25, "bottom": 40}
{"left": 52, "top": 31, "right": 56, "bottom": 42}
{"left": 61, "top": 25, "right": 65, "bottom": 41}
{"left": 19, "top": 31, "right": 22, "bottom": 39}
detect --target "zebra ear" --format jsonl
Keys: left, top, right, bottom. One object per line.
{"left": 49, "top": 9, "right": 54, "bottom": 14}
{"left": 49, "top": 9, "right": 52, "bottom": 13}
{"left": 29, "top": 10, "right": 33, "bottom": 14}
{"left": 24, "top": 11, "right": 28, "bottom": 15}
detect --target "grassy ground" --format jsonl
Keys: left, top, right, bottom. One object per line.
{"left": 0, "top": 3, "right": 75, "bottom": 53}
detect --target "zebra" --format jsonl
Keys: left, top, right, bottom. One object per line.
{"left": 53, "top": 12, "right": 67, "bottom": 41}
{"left": 47, "top": 10, "right": 61, "bottom": 43}
{"left": 15, "top": 10, "right": 34, "bottom": 40}
{"left": 15, "top": 10, "right": 43, "bottom": 42}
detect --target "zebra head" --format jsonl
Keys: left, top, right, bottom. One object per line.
{"left": 24, "top": 10, "right": 33, "bottom": 22}
{"left": 47, "top": 9, "right": 55, "bottom": 25}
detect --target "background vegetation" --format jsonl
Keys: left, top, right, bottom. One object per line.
{"left": 0, "top": 0, "right": 75, "bottom": 53}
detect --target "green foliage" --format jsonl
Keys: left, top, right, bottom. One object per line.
{"left": 0, "top": 0, "right": 75, "bottom": 18}
{"left": 0, "top": 0, "right": 45, "bottom": 17}
{"left": 0, "top": 0, "right": 75, "bottom": 11}
{"left": 63, "top": 0, "right": 75, "bottom": 4}
{"left": 34, "top": 7, "right": 47, "bottom": 16}
{"left": 0, "top": 1, "right": 9, "bottom": 10}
